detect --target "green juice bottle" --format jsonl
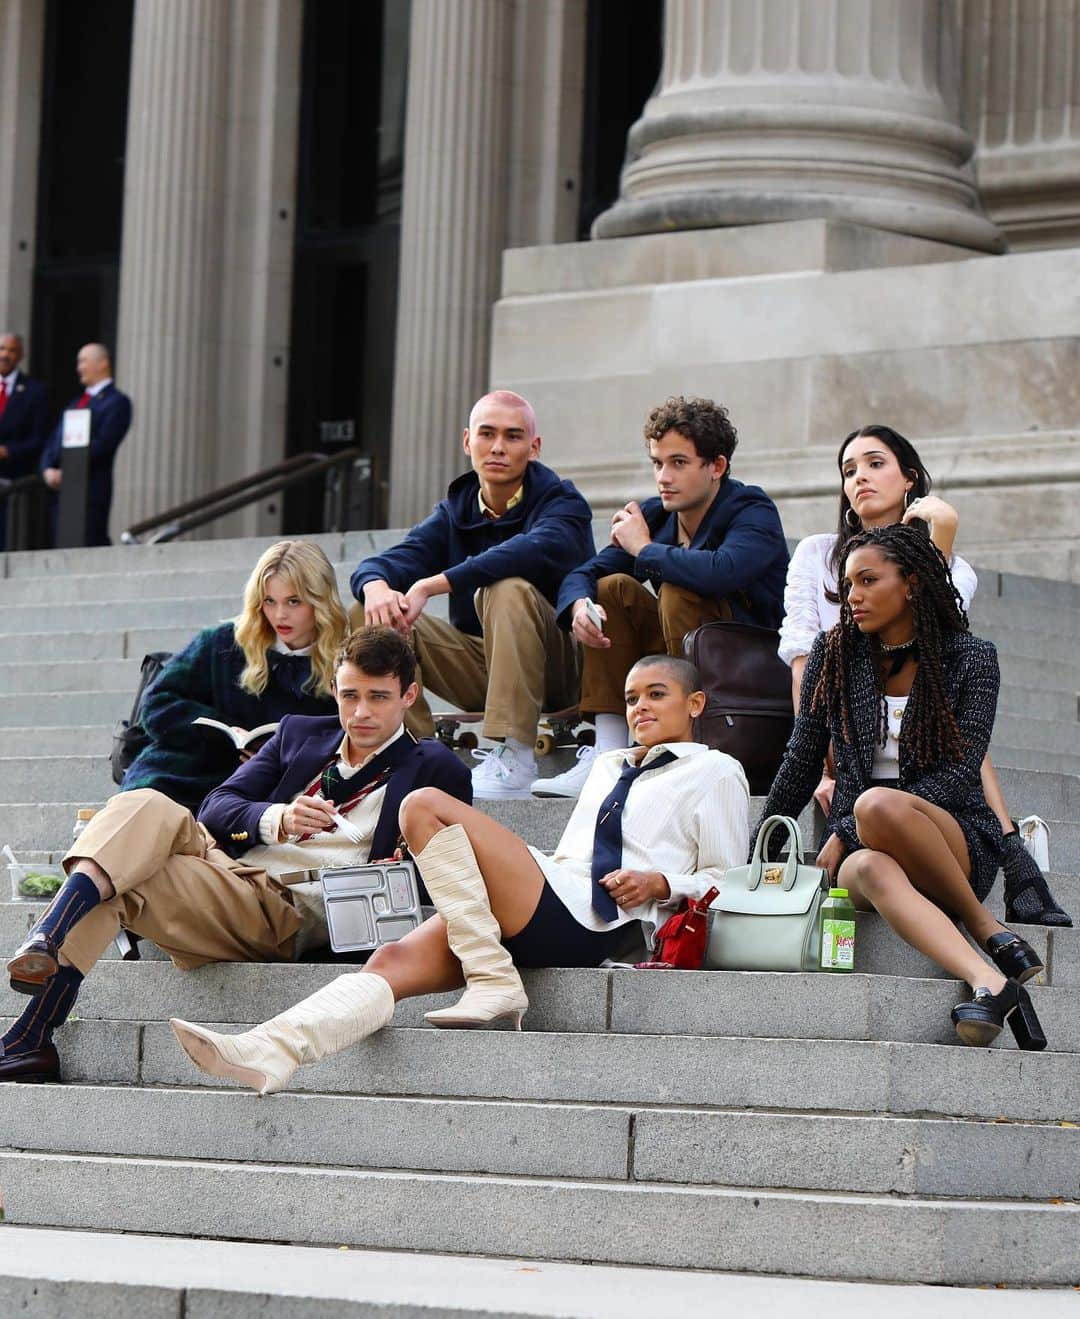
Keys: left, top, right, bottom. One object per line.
{"left": 820, "top": 887, "right": 856, "bottom": 973}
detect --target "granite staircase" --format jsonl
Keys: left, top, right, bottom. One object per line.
{"left": 0, "top": 533, "right": 1078, "bottom": 1315}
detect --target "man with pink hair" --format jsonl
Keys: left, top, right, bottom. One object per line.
{"left": 350, "top": 391, "right": 594, "bottom": 799}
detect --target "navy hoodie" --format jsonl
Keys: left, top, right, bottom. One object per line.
{"left": 351, "top": 460, "right": 595, "bottom": 636}
{"left": 557, "top": 476, "right": 788, "bottom": 630}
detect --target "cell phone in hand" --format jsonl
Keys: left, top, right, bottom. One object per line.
{"left": 583, "top": 599, "right": 604, "bottom": 633}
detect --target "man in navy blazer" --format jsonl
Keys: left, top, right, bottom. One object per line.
{"left": 41, "top": 342, "right": 132, "bottom": 546}
{"left": 537, "top": 395, "right": 789, "bottom": 799}
{"left": 0, "top": 627, "right": 471, "bottom": 1084}
{"left": 0, "top": 332, "right": 49, "bottom": 548}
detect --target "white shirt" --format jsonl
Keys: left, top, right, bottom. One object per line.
{"left": 777, "top": 532, "right": 978, "bottom": 668}
{"left": 0, "top": 368, "right": 18, "bottom": 395}
{"left": 529, "top": 741, "right": 749, "bottom": 943}
{"left": 250, "top": 724, "right": 406, "bottom": 863}
{"left": 271, "top": 636, "right": 313, "bottom": 656}
{"left": 871, "top": 695, "right": 907, "bottom": 779}
{"left": 85, "top": 377, "right": 112, "bottom": 399}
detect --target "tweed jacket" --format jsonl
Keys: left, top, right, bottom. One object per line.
{"left": 121, "top": 621, "right": 336, "bottom": 810}
{"left": 755, "top": 628, "right": 1004, "bottom": 898}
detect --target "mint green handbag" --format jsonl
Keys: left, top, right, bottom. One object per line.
{"left": 704, "top": 815, "right": 829, "bottom": 972}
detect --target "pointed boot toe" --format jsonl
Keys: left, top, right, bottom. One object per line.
{"left": 169, "top": 1018, "right": 296, "bottom": 1096}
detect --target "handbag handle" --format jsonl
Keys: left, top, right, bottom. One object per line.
{"left": 746, "top": 815, "right": 803, "bottom": 892}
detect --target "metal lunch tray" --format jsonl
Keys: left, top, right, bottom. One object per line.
{"left": 318, "top": 861, "right": 423, "bottom": 953}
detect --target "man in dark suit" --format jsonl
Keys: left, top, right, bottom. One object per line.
{"left": 40, "top": 341, "right": 132, "bottom": 546}
{"left": 0, "top": 332, "right": 48, "bottom": 548}
{"left": 0, "top": 627, "right": 471, "bottom": 1083}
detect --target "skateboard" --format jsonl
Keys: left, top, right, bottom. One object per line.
{"left": 432, "top": 706, "right": 594, "bottom": 757}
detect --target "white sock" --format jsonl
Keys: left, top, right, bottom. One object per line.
{"left": 593, "top": 714, "right": 628, "bottom": 755}
{"left": 505, "top": 736, "right": 536, "bottom": 763}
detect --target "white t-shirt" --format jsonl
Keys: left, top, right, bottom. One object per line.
{"left": 777, "top": 532, "right": 978, "bottom": 668}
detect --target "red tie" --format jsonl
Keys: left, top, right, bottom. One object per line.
{"left": 0, "top": 381, "right": 8, "bottom": 419}
{"left": 77, "top": 391, "right": 91, "bottom": 408}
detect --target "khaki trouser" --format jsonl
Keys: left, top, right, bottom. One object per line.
{"left": 580, "top": 574, "right": 729, "bottom": 714}
{"left": 59, "top": 789, "right": 301, "bottom": 976}
{"left": 352, "top": 577, "right": 580, "bottom": 745}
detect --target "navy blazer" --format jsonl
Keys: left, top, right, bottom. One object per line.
{"left": 198, "top": 713, "right": 472, "bottom": 864}
{"left": 41, "top": 382, "right": 133, "bottom": 545}
{"left": 0, "top": 371, "right": 49, "bottom": 477}
{"left": 556, "top": 477, "right": 788, "bottom": 630}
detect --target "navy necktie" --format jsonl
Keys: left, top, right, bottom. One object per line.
{"left": 591, "top": 750, "right": 677, "bottom": 919}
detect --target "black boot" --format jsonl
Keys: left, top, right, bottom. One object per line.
{"left": 1001, "top": 828, "right": 1072, "bottom": 927}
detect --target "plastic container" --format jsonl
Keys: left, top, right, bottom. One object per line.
{"left": 73, "top": 808, "right": 97, "bottom": 842}
{"left": 819, "top": 887, "right": 856, "bottom": 973}
{"left": 8, "top": 860, "right": 65, "bottom": 903}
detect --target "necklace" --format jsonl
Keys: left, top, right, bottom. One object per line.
{"left": 879, "top": 635, "right": 918, "bottom": 677}
{"left": 879, "top": 636, "right": 916, "bottom": 653}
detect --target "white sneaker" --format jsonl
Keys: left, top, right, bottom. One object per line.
{"left": 470, "top": 743, "right": 538, "bottom": 800}
{"left": 530, "top": 744, "right": 596, "bottom": 799}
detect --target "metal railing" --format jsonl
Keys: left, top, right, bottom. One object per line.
{"left": 0, "top": 474, "right": 50, "bottom": 553}
{"left": 121, "top": 447, "right": 375, "bottom": 545}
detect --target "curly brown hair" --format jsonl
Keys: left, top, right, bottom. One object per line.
{"left": 643, "top": 396, "right": 738, "bottom": 467}
{"left": 336, "top": 626, "right": 416, "bottom": 693}
{"left": 809, "top": 524, "right": 969, "bottom": 770}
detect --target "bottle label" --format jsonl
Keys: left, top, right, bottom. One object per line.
{"left": 821, "top": 917, "right": 856, "bottom": 970}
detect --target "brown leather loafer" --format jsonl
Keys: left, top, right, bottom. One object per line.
{"left": 0, "top": 1042, "right": 61, "bottom": 1083}
{"left": 7, "top": 933, "right": 60, "bottom": 995}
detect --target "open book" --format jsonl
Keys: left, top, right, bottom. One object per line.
{"left": 192, "top": 717, "right": 279, "bottom": 751}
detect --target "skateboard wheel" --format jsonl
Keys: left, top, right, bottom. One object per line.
{"left": 458, "top": 732, "right": 479, "bottom": 751}
{"left": 535, "top": 734, "right": 556, "bottom": 757}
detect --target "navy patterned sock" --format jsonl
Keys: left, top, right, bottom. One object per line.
{"left": 32, "top": 871, "right": 101, "bottom": 946}
{"left": 0, "top": 964, "right": 83, "bottom": 1056}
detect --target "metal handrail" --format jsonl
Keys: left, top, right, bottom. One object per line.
{"left": 121, "top": 446, "right": 372, "bottom": 545}
{"left": 121, "top": 452, "right": 320, "bottom": 537}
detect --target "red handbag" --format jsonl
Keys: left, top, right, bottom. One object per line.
{"left": 636, "top": 887, "right": 719, "bottom": 970}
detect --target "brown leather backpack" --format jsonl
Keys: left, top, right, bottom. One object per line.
{"left": 682, "top": 621, "right": 794, "bottom": 796}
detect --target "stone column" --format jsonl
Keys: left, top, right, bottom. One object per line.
{"left": 388, "top": 0, "right": 515, "bottom": 526}
{"left": 594, "top": 0, "right": 1004, "bottom": 253}
{"left": 112, "top": 0, "right": 229, "bottom": 535}
{"left": 960, "top": 0, "right": 1080, "bottom": 250}
{"left": 0, "top": 0, "right": 46, "bottom": 340}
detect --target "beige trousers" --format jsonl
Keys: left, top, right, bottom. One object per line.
{"left": 352, "top": 577, "right": 580, "bottom": 745}
{"left": 59, "top": 789, "right": 301, "bottom": 976}
{"left": 580, "top": 574, "right": 728, "bottom": 714}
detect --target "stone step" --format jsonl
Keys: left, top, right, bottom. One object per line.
{"left": 0, "top": 658, "right": 139, "bottom": 695}
{"left": 973, "top": 622, "right": 1080, "bottom": 665}
{"left": 8, "top": 1017, "right": 1076, "bottom": 1124}
{"left": 991, "top": 744, "right": 1080, "bottom": 776}
{"left": 4, "top": 956, "right": 1078, "bottom": 1044}
{"left": 991, "top": 712, "right": 1080, "bottom": 756}
{"left": 0, "top": 564, "right": 353, "bottom": 606}
{"left": 995, "top": 653, "right": 1079, "bottom": 695}
{"left": 0, "top": 693, "right": 131, "bottom": 734}
{"left": 0, "top": 627, "right": 197, "bottom": 662}
{"left": 969, "top": 596, "right": 1080, "bottom": 633}
{"left": 0, "top": 596, "right": 237, "bottom": 634}
{"left": 0, "top": 726, "right": 111, "bottom": 756}
{"left": 18, "top": 1227, "right": 1008, "bottom": 1319}
{"left": 4, "top": 1082, "right": 1079, "bottom": 1201}
{"left": 1, "top": 1149, "right": 1076, "bottom": 1285}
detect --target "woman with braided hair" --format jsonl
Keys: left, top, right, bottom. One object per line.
{"left": 759, "top": 523, "right": 1047, "bottom": 1049}
{"left": 778, "top": 423, "right": 1070, "bottom": 926}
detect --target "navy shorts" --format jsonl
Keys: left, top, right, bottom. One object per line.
{"left": 502, "top": 880, "right": 628, "bottom": 968}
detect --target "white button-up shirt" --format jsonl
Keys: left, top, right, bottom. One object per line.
{"left": 529, "top": 740, "right": 749, "bottom": 941}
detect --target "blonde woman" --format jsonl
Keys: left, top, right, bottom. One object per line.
{"left": 121, "top": 540, "right": 348, "bottom": 808}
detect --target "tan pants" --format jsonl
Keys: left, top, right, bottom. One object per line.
{"left": 352, "top": 577, "right": 580, "bottom": 745}
{"left": 59, "top": 789, "right": 301, "bottom": 976}
{"left": 580, "top": 574, "right": 728, "bottom": 714}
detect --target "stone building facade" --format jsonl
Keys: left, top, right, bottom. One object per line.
{"left": 1, "top": 0, "right": 1078, "bottom": 578}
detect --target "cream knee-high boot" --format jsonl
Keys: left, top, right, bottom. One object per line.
{"left": 169, "top": 971, "right": 394, "bottom": 1096}
{"left": 415, "top": 823, "right": 528, "bottom": 1029}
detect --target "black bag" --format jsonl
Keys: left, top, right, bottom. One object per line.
{"left": 109, "top": 651, "right": 173, "bottom": 784}
{"left": 682, "top": 621, "right": 794, "bottom": 796}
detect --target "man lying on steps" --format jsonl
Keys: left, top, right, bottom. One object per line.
{"left": 0, "top": 627, "right": 470, "bottom": 1084}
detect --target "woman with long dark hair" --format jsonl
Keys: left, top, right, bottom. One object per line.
{"left": 778, "top": 424, "right": 1069, "bottom": 927}
{"left": 762, "top": 522, "right": 1047, "bottom": 1049}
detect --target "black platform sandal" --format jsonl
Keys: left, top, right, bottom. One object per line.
{"left": 985, "top": 930, "right": 1044, "bottom": 984}
{"left": 951, "top": 979, "right": 1047, "bottom": 1050}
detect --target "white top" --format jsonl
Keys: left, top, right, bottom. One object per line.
{"left": 0, "top": 368, "right": 17, "bottom": 393}
{"left": 271, "top": 636, "right": 313, "bottom": 656}
{"left": 85, "top": 377, "right": 112, "bottom": 398}
{"left": 871, "top": 695, "right": 907, "bottom": 779}
{"left": 249, "top": 725, "right": 406, "bottom": 867}
{"left": 777, "top": 532, "right": 978, "bottom": 667}
{"left": 529, "top": 741, "right": 749, "bottom": 944}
